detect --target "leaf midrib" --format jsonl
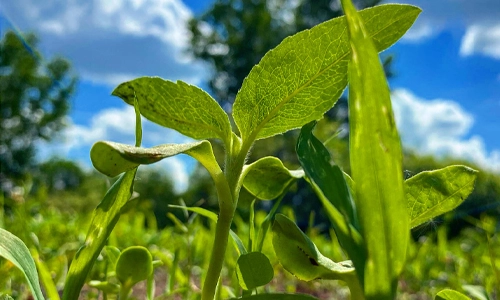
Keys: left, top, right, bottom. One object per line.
{"left": 241, "top": 7, "right": 417, "bottom": 146}
{"left": 144, "top": 81, "right": 228, "bottom": 141}
{"left": 410, "top": 174, "right": 475, "bottom": 227}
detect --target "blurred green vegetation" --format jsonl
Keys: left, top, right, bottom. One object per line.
{"left": 1, "top": 180, "right": 498, "bottom": 298}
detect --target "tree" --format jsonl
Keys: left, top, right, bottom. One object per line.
{"left": 188, "top": 0, "right": 382, "bottom": 108}
{"left": 0, "top": 31, "right": 76, "bottom": 190}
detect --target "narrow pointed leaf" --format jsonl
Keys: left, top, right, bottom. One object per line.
{"left": 272, "top": 214, "right": 356, "bottom": 282}
{"left": 296, "top": 122, "right": 365, "bottom": 275}
{"left": 342, "top": 0, "right": 410, "bottom": 297}
{"left": 63, "top": 169, "right": 137, "bottom": 300}
{"left": 243, "top": 157, "right": 304, "bottom": 200}
{"left": 168, "top": 205, "right": 248, "bottom": 255}
{"left": 297, "top": 121, "right": 357, "bottom": 228}
{"left": 435, "top": 289, "right": 471, "bottom": 300}
{"left": 233, "top": 4, "right": 421, "bottom": 144}
{"left": 0, "top": 228, "right": 45, "bottom": 300}
{"left": 168, "top": 205, "right": 218, "bottom": 221}
{"left": 113, "top": 77, "right": 232, "bottom": 145}
{"left": 406, "top": 165, "right": 478, "bottom": 228}
{"left": 230, "top": 294, "right": 319, "bottom": 300}
{"left": 236, "top": 252, "right": 274, "bottom": 290}
{"left": 91, "top": 140, "right": 215, "bottom": 177}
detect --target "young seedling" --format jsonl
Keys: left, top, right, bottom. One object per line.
{"left": 1, "top": 1, "right": 480, "bottom": 300}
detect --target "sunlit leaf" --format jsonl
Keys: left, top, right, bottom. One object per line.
{"left": 91, "top": 140, "right": 209, "bottom": 177}
{"left": 113, "top": 78, "right": 232, "bottom": 145}
{"left": 116, "top": 246, "right": 153, "bottom": 289}
{"left": 230, "top": 293, "right": 318, "bottom": 300}
{"left": 233, "top": 4, "right": 421, "bottom": 145}
{"left": 435, "top": 289, "right": 471, "bottom": 300}
{"left": 406, "top": 165, "right": 478, "bottom": 228}
{"left": 272, "top": 214, "right": 356, "bottom": 282}
{"left": 297, "top": 121, "right": 357, "bottom": 228}
{"left": 243, "top": 157, "right": 303, "bottom": 200}
{"left": 236, "top": 252, "right": 274, "bottom": 290}
{"left": 63, "top": 169, "right": 137, "bottom": 300}
{"left": 0, "top": 228, "right": 45, "bottom": 300}
{"left": 341, "top": 0, "right": 413, "bottom": 297}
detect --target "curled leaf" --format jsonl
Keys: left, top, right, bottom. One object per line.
{"left": 243, "top": 157, "right": 304, "bottom": 200}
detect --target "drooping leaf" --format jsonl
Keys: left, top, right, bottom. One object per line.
{"left": 297, "top": 121, "right": 357, "bottom": 228}
{"left": 230, "top": 293, "right": 319, "bottom": 300}
{"left": 63, "top": 169, "right": 137, "bottom": 300}
{"left": 115, "top": 246, "right": 153, "bottom": 289}
{"left": 272, "top": 214, "right": 356, "bottom": 282}
{"left": 406, "top": 165, "right": 478, "bottom": 228}
{"left": 113, "top": 78, "right": 232, "bottom": 145}
{"left": 341, "top": 0, "right": 411, "bottom": 297}
{"left": 91, "top": 140, "right": 218, "bottom": 178}
{"left": 435, "top": 289, "right": 471, "bottom": 300}
{"left": 0, "top": 228, "right": 45, "bottom": 300}
{"left": 296, "top": 122, "right": 365, "bottom": 277}
{"left": 243, "top": 157, "right": 304, "bottom": 200}
{"left": 236, "top": 252, "right": 274, "bottom": 290}
{"left": 233, "top": 4, "right": 421, "bottom": 145}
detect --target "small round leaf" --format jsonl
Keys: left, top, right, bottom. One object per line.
{"left": 236, "top": 252, "right": 274, "bottom": 290}
{"left": 115, "top": 246, "right": 153, "bottom": 288}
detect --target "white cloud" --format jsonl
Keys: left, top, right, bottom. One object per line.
{"left": 37, "top": 105, "right": 195, "bottom": 192}
{"left": 460, "top": 24, "right": 500, "bottom": 59}
{"left": 385, "top": 0, "right": 500, "bottom": 59}
{"left": 391, "top": 89, "right": 500, "bottom": 173}
{"left": 0, "top": 0, "right": 208, "bottom": 86}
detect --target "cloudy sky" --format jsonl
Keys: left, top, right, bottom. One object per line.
{"left": 1, "top": 0, "right": 499, "bottom": 191}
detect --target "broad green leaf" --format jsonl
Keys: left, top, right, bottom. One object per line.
{"left": 233, "top": 4, "right": 421, "bottom": 145}
{"left": 243, "top": 157, "right": 304, "bottom": 200}
{"left": 113, "top": 77, "right": 232, "bottom": 145}
{"left": 435, "top": 289, "right": 471, "bottom": 300}
{"left": 296, "top": 122, "right": 365, "bottom": 276}
{"left": 116, "top": 246, "right": 153, "bottom": 289}
{"left": 230, "top": 294, "right": 319, "bottom": 300}
{"left": 63, "top": 169, "right": 137, "bottom": 300}
{"left": 406, "top": 165, "right": 478, "bottom": 228}
{"left": 0, "top": 228, "right": 45, "bottom": 300}
{"left": 235, "top": 252, "right": 274, "bottom": 290}
{"left": 297, "top": 121, "right": 357, "bottom": 228}
{"left": 272, "top": 214, "right": 356, "bottom": 282}
{"left": 341, "top": 0, "right": 410, "bottom": 297}
{"left": 91, "top": 140, "right": 218, "bottom": 178}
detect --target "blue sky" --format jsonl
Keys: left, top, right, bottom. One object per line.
{"left": 1, "top": 0, "right": 499, "bottom": 191}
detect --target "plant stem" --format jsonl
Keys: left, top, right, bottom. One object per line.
{"left": 345, "top": 275, "right": 365, "bottom": 300}
{"left": 201, "top": 207, "right": 233, "bottom": 300}
{"left": 201, "top": 137, "right": 247, "bottom": 300}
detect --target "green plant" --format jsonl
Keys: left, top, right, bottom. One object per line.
{"left": 0, "top": 1, "right": 483, "bottom": 299}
